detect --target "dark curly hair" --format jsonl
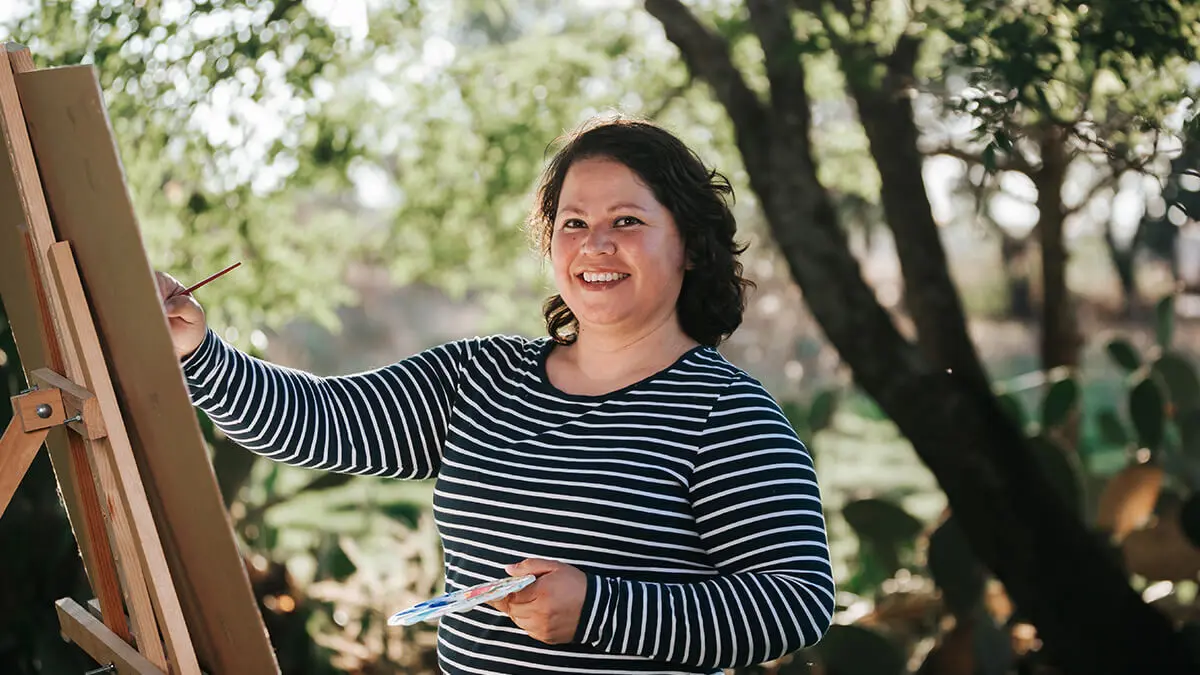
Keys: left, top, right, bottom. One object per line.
{"left": 528, "top": 117, "right": 753, "bottom": 348}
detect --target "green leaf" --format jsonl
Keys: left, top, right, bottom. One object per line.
{"left": 1155, "top": 294, "right": 1176, "bottom": 348}
{"left": 1151, "top": 351, "right": 1200, "bottom": 411}
{"left": 996, "top": 392, "right": 1028, "bottom": 430}
{"left": 1106, "top": 338, "right": 1142, "bottom": 372}
{"left": 842, "top": 498, "right": 924, "bottom": 544}
{"left": 1029, "top": 435, "right": 1085, "bottom": 516}
{"left": 842, "top": 498, "right": 923, "bottom": 576}
{"left": 1041, "top": 377, "right": 1079, "bottom": 430}
{"left": 812, "top": 625, "right": 906, "bottom": 675}
{"left": 840, "top": 499, "right": 921, "bottom": 540}
{"left": 779, "top": 401, "right": 812, "bottom": 437}
{"left": 1178, "top": 409, "right": 1200, "bottom": 461}
{"left": 808, "top": 390, "right": 838, "bottom": 432}
{"left": 377, "top": 501, "right": 423, "bottom": 529}
{"left": 926, "top": 516, "right": 986, "bottom": 617}
{"left": 1130, "top": 376, "right": 1166, "bottom": 452}
{"left": 263, "top": 464, "right": 281, "bottom": 498}
{"left": 323, "top": 539, "right": 358, "bottom": 582}
{"left": 1097, "top": 408, "right": 1130, "bottom": 447}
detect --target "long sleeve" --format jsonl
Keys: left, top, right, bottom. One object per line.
{"left": 573, "top": 376, "right": 835, "bottom": 669}
{"left": 181, "top": 328, "right": 480, "bottom": 479}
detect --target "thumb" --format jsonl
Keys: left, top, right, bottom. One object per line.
{"left": 164, "top": 294, "right": 202, "bottom": 321}
{"left": 505, "top": 558, "right": 560, "bottom": 578}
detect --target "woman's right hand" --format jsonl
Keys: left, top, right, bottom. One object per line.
{"left": 155, "top": 271, "right": 208, "bottom": 359}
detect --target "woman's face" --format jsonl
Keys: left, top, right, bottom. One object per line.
{"left": 549, "top": 157, "right": 687, "bottom": 338}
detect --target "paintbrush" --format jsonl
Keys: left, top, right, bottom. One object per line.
{"left": 167, "top": 261, "right": 242, "bottom": 301}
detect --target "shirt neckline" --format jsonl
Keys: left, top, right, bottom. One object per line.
{"left": 530, "top": 337, "right": 709, "bottom": 402}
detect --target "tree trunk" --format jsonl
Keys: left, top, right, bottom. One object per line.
{"left": 644, "top": 1, "right": 1196, "bottom": 672}
{"left": 1034, "top": 127, "right": 1082, "bottom": 370}
{"left": 1001, "top": 233, "right": 1036, "bottom": 319}
{"left": 840, "top": 37, "right": 990, "bottom": 390}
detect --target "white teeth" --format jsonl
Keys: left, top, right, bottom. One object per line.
{"left": 582, "top": 272, "right": 628, "bottom": 283}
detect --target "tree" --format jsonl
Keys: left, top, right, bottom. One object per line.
{"left": 924, "top": 0, "right": 1198, "bottom": 367}
{"left": 642, "top": 0, "right": 1198, "bottom": 673}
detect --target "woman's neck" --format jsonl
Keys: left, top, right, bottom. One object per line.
{"left": 562, "top": 314, "right": 699, "bottom": 386}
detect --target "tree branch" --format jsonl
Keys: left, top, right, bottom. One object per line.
{"left": 837, "top": 32, "right": 992, "bottom": 387}
{"left": 745, "top": 0, "right": 809, "bottom": 139}
{"left": 923, "top": 142, "right": 1037, "bottom": 176}
{"left": 644, "top": 0, "right": 769, "bottom": 155}
{"left": 1063, "top": 169, "right": 1120, "bottom": 217}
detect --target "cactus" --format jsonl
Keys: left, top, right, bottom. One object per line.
{"left": 1106, "top": 338, "right": 1142, "bottom": 372}
{"left": 1129, "top": 375, "right": 1166, "bottom": 453}
{"left": 842, "top": 498, "right": 924, "bottom": 580}
{"left": 1097, "top": 408, "right": 1130, "bottom": 448}
{"left": 996, "top": 391, "right": 1028, "bottom": 431}
{"left": 1151, "top": 351, "right": 1200, "bottom": 412}
{"left": 1181, "top": 409, "right": 1200, "bottom": 460}
{"left": 927, "top": 515, "right": 986, "bottom": 617}
{"left": 1156, "top": 294, "right": 1176, "bottom": 349}
{"left": 1029, "top": 434, "right": 1086, "bottom": 517}
{"left": 1041, "top": 376, "right": 1078, "bottom": 430}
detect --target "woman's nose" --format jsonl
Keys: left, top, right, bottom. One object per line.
{"left": 581, "top": 227, "right": 615, "bottom": 255}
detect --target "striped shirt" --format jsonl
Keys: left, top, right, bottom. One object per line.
{"left": 182, "top": 330, "right": 835, "bottom": 674}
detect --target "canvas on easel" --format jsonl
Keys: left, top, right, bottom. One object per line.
{"left": 0, "top": 42, "right": 279, "bottom": 674}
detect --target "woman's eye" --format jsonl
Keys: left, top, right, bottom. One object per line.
{"left": 561, "top": 219, "right": 586, "bottom": 229}
{"left": 615, "top": 216, "right": 643, "bottom": 227}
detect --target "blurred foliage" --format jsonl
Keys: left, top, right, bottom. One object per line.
{"left": 926, "top": 0, "right": 1200, "bottom": 170}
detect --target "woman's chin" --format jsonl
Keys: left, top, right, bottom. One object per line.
{"left": 573, "top": 310, "right": 635, "bottom": 332}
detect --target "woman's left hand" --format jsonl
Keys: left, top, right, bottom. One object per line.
{"left": 490, "top": 558, "right": 587, "bottom": 644}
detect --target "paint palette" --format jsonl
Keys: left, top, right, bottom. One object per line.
{"left": 387, "top": 574, "right": 537, "bottom": 627}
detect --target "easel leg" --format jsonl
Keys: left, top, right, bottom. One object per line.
{"left": 50, "top": 242, "right": 198, "bottom": 674}
{"left": 0, "top": 418, "right": 48, "bottom": 514}
{"left": 57, "top": 598, "right": 163, "bottom": 675}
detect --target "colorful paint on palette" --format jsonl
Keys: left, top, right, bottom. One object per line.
{"left": 387, "top": 574, "right": 537, "bottom": 627}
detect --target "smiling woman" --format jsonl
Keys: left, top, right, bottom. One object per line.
{"left": 159, "top": 117, "right": 835, "bottom": 675}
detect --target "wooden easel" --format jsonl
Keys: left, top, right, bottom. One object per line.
{"left": 0, "top": 43, "right": 280, "bottom": 674}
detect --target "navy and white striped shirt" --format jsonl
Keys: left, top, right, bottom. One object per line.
{"left": 182, "top": 330, "right": 834, "bottom": 674}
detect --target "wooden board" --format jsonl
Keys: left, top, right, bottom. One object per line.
{"left": 0, "top": 45, "right": 130, "bottom": 644}
{"left": 14, "top": 64, "right": 279, "bottom": 673}
{"left": 57, "top": 598, "right": 162, "bottom": 675}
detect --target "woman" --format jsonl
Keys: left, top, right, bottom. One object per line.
{"left": 159, "top": 118, "right": 835, "bottom": 674}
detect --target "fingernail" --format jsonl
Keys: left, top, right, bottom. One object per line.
{"left": 504, "top": 564, "right": 515, "bottom": 574}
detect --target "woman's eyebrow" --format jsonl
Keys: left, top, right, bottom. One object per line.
{"left": 557, "top": 202, "right": 650, "bottom": 217}
{"left": 607, "top": 202, "right": 648, "bottom": 212}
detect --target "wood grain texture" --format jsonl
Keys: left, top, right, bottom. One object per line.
{"left": 51, "top": 241, "right": 197, "bottom": 674}
{"left": 0, "top": 44, "right": 130, "bottom": 644}
{"left": 57, "top": 598, "right": 164, "bottom": 675}
{"left": 0, "top": 421, "right": 49, "bottom": 516}
{"left": 11, "top": 386, "right": 64, "bottom": 431}
{"left": 29, "top": 367, "right": 107, "bottom": 440}
{"left": 16, "top": 64, "right": 279, "bottom": 674}
{"left": 50, "top": 242, "right": 178, "bottom": 672}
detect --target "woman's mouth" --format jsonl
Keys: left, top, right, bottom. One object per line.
{"left": 577, "top": 271, "right": 630, "bottom": 290}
